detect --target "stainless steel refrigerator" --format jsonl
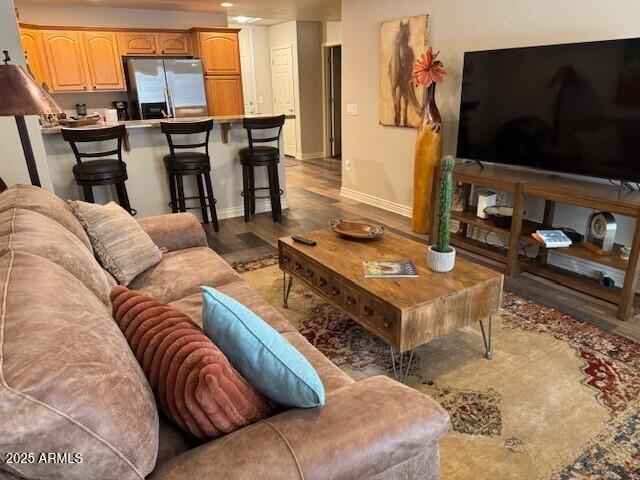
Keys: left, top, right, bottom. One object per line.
{"left": 127, "top": 58, "right": 208, "bottom": 119}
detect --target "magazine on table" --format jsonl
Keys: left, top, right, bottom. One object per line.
{"left": 363, "top": 260, "right": 419, "bottom": 278}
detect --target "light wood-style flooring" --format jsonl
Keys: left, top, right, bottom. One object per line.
{"left": 205, "top": 157, "right": 640, "bottom": 343}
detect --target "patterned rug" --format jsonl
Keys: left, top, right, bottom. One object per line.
{"left": 234, "top": 255, "right": 640, "bottom": 480}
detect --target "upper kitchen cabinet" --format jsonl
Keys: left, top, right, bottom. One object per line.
{"left": 157, "top": 33, "right": 191, "bottom": 55}
{"left": 195, "top": 30, "right": 241, "bottom": 75}
{"left": 118, "top": 31, "right": 158, "bottom": 55}
{"left": 41, "top": 30, "right": 89, "bottom": 91}
{"left": 19, "top": 28, "right": 49, "bottom": 89}
{"left": 82, "top": 31, "right": 126, "bottom": 91}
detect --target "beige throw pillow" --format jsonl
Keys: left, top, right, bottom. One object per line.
{"left": 69, "top": 201, "right": 162, "bottom": 285}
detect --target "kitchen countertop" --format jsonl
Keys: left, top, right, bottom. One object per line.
{"left": 40, "top": 114, "right": 294, "bottom": 135}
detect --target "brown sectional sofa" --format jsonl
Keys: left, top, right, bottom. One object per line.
{"left": 0, "top": 185, "right": 450, "bottom": 480}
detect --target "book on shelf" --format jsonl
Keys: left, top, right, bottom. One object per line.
{"left": 532, "top": 230, "right": 573, "bottom": 248}
{"left": 363, "top": 260, "right": 419, "bottom": 278}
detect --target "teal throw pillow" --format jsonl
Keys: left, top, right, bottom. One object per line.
{"left": 201, "top": 286, "right": 325, "bottom": 408}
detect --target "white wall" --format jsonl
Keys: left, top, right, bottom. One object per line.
{"left": 342, "top": 0, "right": 640, "bottom": 284}
{"left": 0, "top": 0, "right": 53, "bottom": 190}
{"left": 322, "top": 21, "right": 342, "bottom": 45}
{"left": 14, "top": 2, "right": 227, "bottom": 29}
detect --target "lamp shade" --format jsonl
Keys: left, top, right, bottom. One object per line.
{"left": 0, "top": 51, "right": 62, "bottom": 116}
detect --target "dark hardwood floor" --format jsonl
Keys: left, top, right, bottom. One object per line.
{"left": 205, "top": 157, "right": 640, "bottom": 343}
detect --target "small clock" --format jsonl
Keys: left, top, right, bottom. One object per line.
{"left": 585, "top": 212, "right": 616, "bottom": 252}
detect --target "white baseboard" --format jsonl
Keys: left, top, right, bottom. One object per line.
{"left": 193, "top": 198, "right": 289, "bottom": 221}
{"left": 340, "top": 187, "right": 412, "bottom": 218}
{"left": 295, "top": 152, "right": 325, "bottom": 160}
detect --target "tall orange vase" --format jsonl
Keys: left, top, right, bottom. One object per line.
{"left": 411, "top": 83, "right": 442, "bottom": 235}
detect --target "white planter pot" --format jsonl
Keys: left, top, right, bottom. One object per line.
{"left": 427, "top": 245, "right": 456, "bottom": 272}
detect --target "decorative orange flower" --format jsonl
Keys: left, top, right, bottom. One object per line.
{"left": 411, "top": 48, "right": 447, "bottom": 87}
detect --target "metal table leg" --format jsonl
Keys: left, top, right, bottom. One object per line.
{"left": 282, "top": 272, "right": 293, "bottom": 308}
{"left": 479, "top": 315, "right": 492, "bottom": 360}
{"left": 389, "top": 347, "right": 415, "bottom": 383}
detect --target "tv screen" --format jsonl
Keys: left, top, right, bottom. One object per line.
{"left": 456, "top": 38, "right": 640, "bottom": 182}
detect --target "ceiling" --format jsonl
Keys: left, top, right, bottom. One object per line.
{"left": 17, "top": 0, "right": 341, "bottom": 21}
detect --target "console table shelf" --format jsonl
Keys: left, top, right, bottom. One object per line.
{"left": 431, "top": 163, "right": 640, "bottom": 320}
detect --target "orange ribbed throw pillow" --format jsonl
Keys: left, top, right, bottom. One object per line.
{"left": 110, "top": 286, "right": 272, "bottom": 440}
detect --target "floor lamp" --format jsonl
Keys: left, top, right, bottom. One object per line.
{"left": 0, "top": 50, "right": 61, "bottom": 187}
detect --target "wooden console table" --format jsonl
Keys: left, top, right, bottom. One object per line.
{"left": 431, "top": 163, "right": 640, "bottom": 321}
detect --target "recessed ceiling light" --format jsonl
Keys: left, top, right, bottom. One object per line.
{"left": 235, "top": 15, "right": 250, "bottom": 23}
{"left": 220, "top": 2, "right": 234, "bottom": 7}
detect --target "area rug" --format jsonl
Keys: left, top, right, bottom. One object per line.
{"left": 235, "top": 255, "right": 640, "bottom": 480}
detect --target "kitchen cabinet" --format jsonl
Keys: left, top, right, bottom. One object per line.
{"left": 157, "top": 33, "right": 191, "bottom": 55}
{"left": 19, "top": 28, "right": 49, "bottom": 89}
{"left": 82, "top": 31, "right": 126, "bottom": 91}
{"left": 205, "top": 76, "right": 244, "bottom": 116}
{"left": 41, "top": 30, "right": 89, "bottom": 92}
{"left": 198, "top": 32, "right": 241, "bottom": 75}
{"left": 118, "top": 32, "right": 157, "bottom": 55}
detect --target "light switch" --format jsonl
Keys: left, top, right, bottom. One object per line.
{"left": 258, "top": 96, "right": 264, "bottom": 104}
{"left": 346, "top": 103, "right": 358, "bottom": 115}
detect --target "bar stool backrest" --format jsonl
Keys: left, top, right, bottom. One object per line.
{"left": 61, "top": 125, "right": 126, "bottom": 166}
{"left": 161, "top": 119, "right": 214, "bottom": 159}
{"left": 242, "top": 115, "right": 286, "bottom": 153}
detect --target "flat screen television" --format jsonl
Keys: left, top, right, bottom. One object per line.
{"left": 456, "top": 38, "right": 640, "bottom": 182}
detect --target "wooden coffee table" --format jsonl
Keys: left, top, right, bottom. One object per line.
{"left": 278, "top": 229, "right": 504, "bottom": 381}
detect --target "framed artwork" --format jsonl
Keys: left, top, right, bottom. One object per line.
{"left": 379, "top": 14, "right": 430, "bottom": 128}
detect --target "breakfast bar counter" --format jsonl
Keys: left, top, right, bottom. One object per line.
{"left": 40, "top": 114, "right": 291, "bottom": 220}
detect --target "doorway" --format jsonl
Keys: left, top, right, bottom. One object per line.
{"left": 238, "top": 28, "right": 258, "bottom": 114}
{"left": 325, "top": 44, "right": 341, "bottom": 158}
{"left": 270, "top": 44, "right": 297, "bottom": 157}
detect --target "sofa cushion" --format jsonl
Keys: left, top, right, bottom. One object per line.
{"left": 169, "top": 281, "right": 295, "bottom": 334}
{"left": 0, "top": 208, "right": 110, "bottom": 305}
{"left": 128, "top": 247, "right": 241, "bottom": 303}
{"left": 0, "top": 252, "right": 158, "bottom": 480}
{"left": 69, "top": 201, "right": 162, "bottom": 286}
{"left": 0, "top": 184, "right": 91, "bottom": 250}
{"left": 202, "top": 286, "right": 325, "bottom": 408}
{"left": 111, "top": 286, "right": 272, "bottom": 440}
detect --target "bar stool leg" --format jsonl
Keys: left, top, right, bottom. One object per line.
{"left": 168, "top": 173, "right": 178, "bottom": 213}
{"left": 248, "top": 165, "right": 256, "bottom": 215}
{"left": 272, "top": 164, "right": 283, "bottom": 218}
{"left": 115, "top": 182, "right": 133, "bottom": 215}
{"left": 196, "top": 173, "right": 209, "bottom": 224}
{"left": 82, "top": 185, "right": 94, "bottom": 203}
{"left": 176, "top": 175, "right": 187, "bottom": 213}
{"left": 268, "top": 165, "right": 280, "bottom": 222}
{"left": 203, "top": 171, "right": 219, "bottom": 232}
{"left": 242, "top": 164, "right": 251, "bottom": 223}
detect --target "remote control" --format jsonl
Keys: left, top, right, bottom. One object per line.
{"left": 292, "top": 235, "right": 316, "bottom": 246}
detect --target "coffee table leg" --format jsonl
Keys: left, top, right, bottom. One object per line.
{"left": 479, "top": 315, "right": 492, "bottom": 360}
{"left": 389, "top": 347, "right": 415, "bottom": 383}
{"left": 282, "top": 272, "right": 294, "bottom": 308}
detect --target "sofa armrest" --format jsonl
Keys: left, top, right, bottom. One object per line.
{"left": 138, "top": 213, "right": 207, "bottom": 252}
{"left": 150, "top": 376, "right": 450, "bottom": 480}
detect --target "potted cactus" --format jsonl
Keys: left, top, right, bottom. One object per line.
{"left": 427, "top": 155, "right": 456, "bottom": 272}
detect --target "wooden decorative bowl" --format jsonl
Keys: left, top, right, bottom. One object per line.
{"left": 330, "top": 219, "right": 386, "bottom": 240}
{"left": 58, "top": 117, "right": 100, "bottom": 127}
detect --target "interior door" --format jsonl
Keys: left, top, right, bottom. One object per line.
{"left": 271, "top": 45, "right": 297, "bottom": 157}
{"left": 238, "top": 28, "right": 257, "bottom": 114}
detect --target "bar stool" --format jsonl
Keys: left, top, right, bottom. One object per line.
{"left": 239, "top": 115, "right": 286, "bottom": 222}
{"left": 62, "top": 125, "right": 134, "bottom": 215}
{"left": 161, "top": 119, "right": 219, "bottom": 232}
